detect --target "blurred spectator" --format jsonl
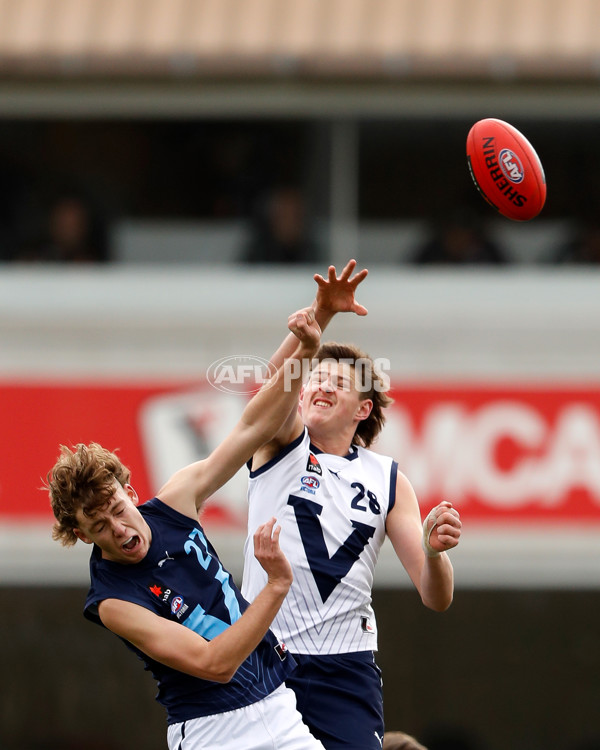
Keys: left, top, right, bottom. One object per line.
{"left": 410, "top": 210, "right": 507, "bottom": 265}
{"left": 13, "top": 194, "right": 107, "bottom": 263}
{"left": 244, "top": 185, "right": 320, "bottom": 264}
{"left": 383, "top": 730, "right": 428, "bottom": 749}
{"left": 552, "top": 220, "right": 600, "bottom": 264}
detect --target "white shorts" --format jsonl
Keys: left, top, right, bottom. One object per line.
{"left": 166, "top": 684, "right": 325, "bottom": 750}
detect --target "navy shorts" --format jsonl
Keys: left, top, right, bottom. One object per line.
{"left": 285, "top": 651, "right": 384, "bottom": 750}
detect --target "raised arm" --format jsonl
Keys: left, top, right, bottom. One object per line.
{"left": 269, "top": 259, "right": 368, "bottom": 371}
{"left": 98, "top": 518, "right": 293, "bottom": 683}
{"left": 157, "top": 307, "right": 321, "bottom": 518}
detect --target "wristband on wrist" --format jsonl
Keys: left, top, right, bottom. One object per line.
{"left": 422, "top": 511, "right": 441, "bottom": 558}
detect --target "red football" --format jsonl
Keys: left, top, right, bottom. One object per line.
{"left": 466, "top": 118, "right": 546, "bottom": 221}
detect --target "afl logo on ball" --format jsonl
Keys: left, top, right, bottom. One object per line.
{"left": 499, "top": 149, "right": 524, "bottom": 184}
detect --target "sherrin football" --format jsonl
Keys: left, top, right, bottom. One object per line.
{"left": 466, "top": 118, "right": 546, "bottom": 221}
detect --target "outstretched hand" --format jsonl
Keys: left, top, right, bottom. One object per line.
{"left": 287, "top": 306, "right": 322, "bottom": 349}
{"left": 313, "top": 259, "right": 368, "bottom": 317}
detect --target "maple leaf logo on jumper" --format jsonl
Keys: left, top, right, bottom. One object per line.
{"left": 149, "top": 584, "right": 163, "bottom": 597}
{"left": 306, "top": 454, "right": 322, "bottom": 476}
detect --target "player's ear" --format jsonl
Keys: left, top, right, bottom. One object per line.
{"left": 124, "top": 483, "right": 139, "bottom": 505}
{"left": 74, "top": 528, "right": 93, "bottom": 545}
{"left": 299, "top": 384, "right": 307, "bottom": 406}
{"left": 356, "top": 398, "right": 373, "bottom": 421}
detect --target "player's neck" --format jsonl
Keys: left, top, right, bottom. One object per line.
{"left": 309, "top": 432, "right": 353, "bottom": 457}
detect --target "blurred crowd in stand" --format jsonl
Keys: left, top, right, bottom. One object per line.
{"left": 409, "top": 210, "right": 508, "bottom": 266}
{"left": 0, "top": 119, "right": 598, "bottom": 267}
{"left": 409, "top": 210, "right": 600, "bottom": 266}
{"left": 3, "top": 191, "right": 597, "bottom": 267}
{"left": 243, "top": 184, "right": 320, "bottom": 265}
{"left": 3, "top": 182, "right": 599, "bottom": 268}
{"left": 7, "top": 194, "right": 108, "bottom": 264}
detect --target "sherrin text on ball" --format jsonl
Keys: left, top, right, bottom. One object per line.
{"left": 466, "top": 118, "right": 546, "bottom": 221}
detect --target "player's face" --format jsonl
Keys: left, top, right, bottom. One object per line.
{"left": 74, "top": 483, "right": 152, "bottom": 564}
{"left": 301, "top": 361, "right": 371, "bottom": 434}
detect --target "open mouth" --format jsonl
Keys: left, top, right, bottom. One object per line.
{"left": 122, "top": 535, "right": 140, "bottom": 552}
{"left": 313, "top": 399, "right": 332, "bottom": 408}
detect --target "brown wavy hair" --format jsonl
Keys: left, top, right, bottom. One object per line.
{"left": 314, "top": 342, "right": 393, "bottom": 448}
{"left": 45, "top": 443, "right": 130, "bottom": 547}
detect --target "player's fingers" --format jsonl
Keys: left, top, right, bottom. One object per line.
{"left": 437, "top": 536, "right": 459, "bottom": 550}
{"left": 430, "top": 502, "right": 455, "bottom": 521}
{"left": 253, "top": 526, "right": 265, "bottom": 556}
{"left": 442, "top": 507, "right": 461, "bottom": 524}
{"left": 255, "top": 518, "right": 277, "bottom": 552}
{"left": 256, "top": 517, "right": 275, "bottom": 537}
{"left": 437, "top": 520, "right": 461, "bottom": 537}
{"left": 434, "top": 534, "right": 454, "bottom": 553}
{"left": 350, "top": 268, "right": 368, "bottom": 286}
{"left": 339, "top": 259, "right": 356, "bottom": 280}
{"left": 292, "top": 311, "right": 307, "bottom": 328}
{"left": 435, "top": 513, "right": 461, "bottom": 534}
{"left": 271, "top": 523, "right": 281, "bottom": 547}
{"left": 289, "top": 308, "right": 313, "bottom": 330}
{"left": 254, "top": 521, "right": 266, "bottom": 545}
{"left": 437, "top": 503, "right": 458, "bottom": 516}
{"left": 435, "top": 520, "right": 461, "bottom": 548}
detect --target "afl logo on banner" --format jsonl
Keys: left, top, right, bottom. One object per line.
{"left": 206, "top": 355, "right": 277, "bottom": 395}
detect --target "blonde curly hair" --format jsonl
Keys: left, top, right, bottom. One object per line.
{"left": 45, "top": 443, "right": 130, "bottom": 546}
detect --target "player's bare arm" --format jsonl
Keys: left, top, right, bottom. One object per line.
{"left": 251, "top": 260, "right": 370, "bottom": 470}
{"left": 157, "top": 308, "right": 320, "bottom": 519}
{"left": 385, "top": 473, "right": 461, "bottom": 612}
{"left": 98, "top": 518, "right": 292, "bottom": 683}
